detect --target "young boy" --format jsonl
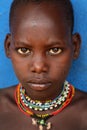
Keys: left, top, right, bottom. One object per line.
{"left": 0, "top": 0, "right": 87, "bottom": 130}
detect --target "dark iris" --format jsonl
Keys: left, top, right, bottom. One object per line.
{"left": 52, "top": 48, "right": 58, "bottom": 52}
{"left": 21, "top": 48, "right": 28, "bottom": 53}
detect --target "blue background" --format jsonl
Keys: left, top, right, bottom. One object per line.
{"left": 0, "top": 0, "right": 87, "bottom": 91}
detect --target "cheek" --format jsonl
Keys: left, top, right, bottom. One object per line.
{"left": 49, "top": 52, "right": 73, "bottom": 81}
{"left": 50, "top": 64, "right": 70, "bottom": 81}
{"left": 11, "top": 54, "right": 29, "bottom": 81}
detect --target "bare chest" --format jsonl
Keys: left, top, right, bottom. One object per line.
{"left": 0, "top": 111, "right": 85, "bottom": 130}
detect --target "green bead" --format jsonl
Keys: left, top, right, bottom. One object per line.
{"left": 38, "top": 119, "right": 46, "bottom": 126}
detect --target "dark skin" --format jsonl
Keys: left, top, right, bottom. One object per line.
{"left": 0, "top": 2, "right": 87, "bottom": 130}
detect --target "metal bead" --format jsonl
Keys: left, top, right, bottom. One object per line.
{"left": 39, "top": 125, "right": 43, "bottom": 130}
{"left": 34, "top": 108, "right": 38, "bottom": 111}
{"left": 39, "top": 108, "right": 43, "bottom": 111}
{"left": 47, "top": 122, "right": 51, "bottom": 130}
{"left": 50, "top": 106, "right": 53, "bottom": 110}
{"left": 54, "top": 104, "right": 58, "bottom": 108}
{"left": 44, "top": 107, "right": 48, "bottom": 110}
{"left": 25, "top": 103, "right": 28, "bottom": 107}
{"left": 32, "top": 118, "right": 37, "bottom": 125}
{"left": 29, "top": 106, "right": 32, "bottom": 109}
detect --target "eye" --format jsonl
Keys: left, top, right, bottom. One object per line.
{"left": 49, "top": 47, "right": 62, "bottom": 55}
{"left": 17, "top": 48, "right": 31, "bottom": 55}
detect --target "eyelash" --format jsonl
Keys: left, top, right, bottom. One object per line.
{"left": 16, "top": 47, "right": 62, "bottom": 56}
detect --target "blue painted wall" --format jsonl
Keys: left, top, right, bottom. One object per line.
{"left": 0, "top": 0, "right": 87, "bottom": 91}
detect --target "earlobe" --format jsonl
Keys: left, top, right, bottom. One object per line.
{"left": 4, "top": 33, "right": 11, "bottom": 58}
{"left": 72, "top": 33, "right": 81, "bottom": 59}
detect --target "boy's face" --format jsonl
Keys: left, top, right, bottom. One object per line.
{"left": 5, "top": 3, "right": 80, "bottom": 100}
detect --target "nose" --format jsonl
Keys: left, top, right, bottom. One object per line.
{"left": 30, "top": 55, "right": 48, "bottom": 74}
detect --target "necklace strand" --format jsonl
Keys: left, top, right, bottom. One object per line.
{"left": 20, "top": 81, "right": 70, "bottom": 111}
{"left": 15, "top": 81, "right": 75, "bottom": 130}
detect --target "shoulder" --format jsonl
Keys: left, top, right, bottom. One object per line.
{"left": 75, "top": 89, "right": 87, "bottom": 107}
{"left": 0, "top": 85, "right": 16, "bottom": 99}
{"left": 0, "top": 85, "right": 17, "bottom": 112}
{"left": 74, "top": 88, "right": 87, "bottom": 112}
{"left": 74, "top": 89, "right": 87, "bottom": 129}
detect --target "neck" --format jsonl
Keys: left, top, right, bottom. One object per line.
{"left": 15, "top": 81, "right": 75, "bottom": 129}
{"left": 22, "top": 83, "right": 64, "bottom": 102}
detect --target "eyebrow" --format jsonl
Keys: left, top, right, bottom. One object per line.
{"left": 13, "top": 39, "right": 67, "bottom": 47}
{"left": 14, "top": 41, "right": 31, "bottom": 47}
{"left": 46, "top": 40, "right": 67, "bottom": 46}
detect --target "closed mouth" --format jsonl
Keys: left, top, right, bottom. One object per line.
{"left": 27, "top": 82, "right": 51, "bottom": 91}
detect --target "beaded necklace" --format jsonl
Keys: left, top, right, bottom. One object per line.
{"left": 15, "top": 81, "right": 75, "bottom": 130}
{"left": 20, "top": 81, "right": 70, "bottom": 111}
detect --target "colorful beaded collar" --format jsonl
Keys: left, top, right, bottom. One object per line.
{"left": 15, "top": 81, "right": 75, "bottom": 130}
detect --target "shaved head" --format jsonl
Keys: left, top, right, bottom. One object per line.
{"left": 9, "top": 0, "right": 74, "bottom": 33}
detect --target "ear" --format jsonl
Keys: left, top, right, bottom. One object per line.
{"left": 4, "top": 33, "right": 12, "bottom": 58}
{"left": 72, "top": 33, "right": 81, "bottom": 59}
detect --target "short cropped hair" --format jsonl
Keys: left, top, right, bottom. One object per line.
{"left": 9, "top": 0, "right": 74, "bottom": 33}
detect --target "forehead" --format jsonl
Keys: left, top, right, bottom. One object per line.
{"left": 11, "top": 2, "right": 70, "bottom": 29}
{"left": 10, "top": 2, "right": 71, "bottom": 42}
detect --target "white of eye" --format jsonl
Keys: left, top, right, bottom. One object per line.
{"left": 49, "top": 48, "right": 62, "bottom": 55}
{"left": 17, "top": 48, "right": 30, "bottom": 54}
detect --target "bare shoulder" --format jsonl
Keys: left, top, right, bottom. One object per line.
{"left": 74, "top": 89, "right": 87, "bottom": 113}
{"left": 75, "top": 89, "right": 87, "bottom": 107}
{"left": 74, "top": 89, "right": 87, "bottom": 129}
{"left": 0, "top": 85, "right": 17, "bottom": 112}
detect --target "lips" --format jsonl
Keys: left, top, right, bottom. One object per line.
{"left": 27, "top": 82, "right": 51, "bottom": 91}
